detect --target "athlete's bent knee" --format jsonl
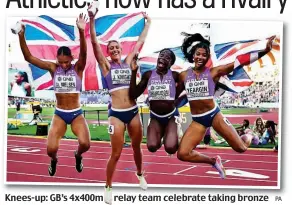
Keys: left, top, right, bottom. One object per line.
{"left": 147, "top": 140, "right": 161, "bottom": 152}
{"left": 147, "top": 144, "right": 159, "bottom": 153}
{"left": 233, "top": 144, "right": 247, "bottom": 153}
{"left": 177, "top": 150, "right": 189, "bottom": 161}
{"left": 165, "top": 145, "right": 178, "bottom": 155}
{"left": 79, "top": 141, "right": 90, "bottom": 151}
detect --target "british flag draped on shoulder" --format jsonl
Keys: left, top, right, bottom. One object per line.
{"left": 20, "top": 13, "right": 146, "bottom": 91}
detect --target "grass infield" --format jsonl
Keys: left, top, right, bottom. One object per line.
{"left": 7, "top": 107, "right": 276, "bottom": 149}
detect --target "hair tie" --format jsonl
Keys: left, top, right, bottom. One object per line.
{"left": 187, "top": 41, "right": 200, "bottom": 53}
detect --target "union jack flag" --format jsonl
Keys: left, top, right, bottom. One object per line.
{"left": 213, "top": 37, "right": 278, "bottom": 95}
{"left": 138, "top": 46, "right": 213, "bottom": 74}
{"left": 138, "top": 36, "right": 277, "bottom": 95}
{"left": 20, "top": 13, "right": 145, "bottom": 91}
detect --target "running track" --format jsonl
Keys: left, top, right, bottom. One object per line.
{"left": 46, "top": 110, "right": 279, "bottom": 126}
{"left": 6, "top": 135, "right": 278, "bottom": 188}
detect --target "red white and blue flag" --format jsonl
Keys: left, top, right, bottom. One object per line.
{"left": 138, "top": 37, "right": 277, "bottom": 95}
{"left": 138, "top": 46, "right": 213, "bottom": 74}
{"left": 213, "top": 37, "right": 277, "bottom": 94}
{"left": 21, "top": 13, "right": 145, "bottom": 91}
{"left": 15, "top": 13, "right": 278, "bottom": 96}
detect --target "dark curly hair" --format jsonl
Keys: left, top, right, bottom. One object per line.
{"left": 181, "top": 32, "right": 210, "bottom": 63}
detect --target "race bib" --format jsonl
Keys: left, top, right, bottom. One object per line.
{"left": 108, "top": 125, "right": 114, "bottom": 134}
{"left": 185, "top": 79, "right": 209, "bottom": 98}
{"left": 55, "top": 75, "right": 77, "bottom": 92}
{"left": 148, "top": 83, "right": 170, "bottom": 100}
{"left": 111, "top": 68, "right": 131, "bottom": 85}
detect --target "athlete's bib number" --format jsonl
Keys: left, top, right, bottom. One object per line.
{"left": 186, "top": 79, "right": 209, "bottom": 98}
{"left": 148, "top": 84, "right": 170, "bottom": 100}
{"left": 55, "top": 76, "right": 77, "bottom": 92}
{"left": 111, "top": 69, "right": 131, "bottom": 85}
{"left": 108, "top": 125, "right": 114, "bottom": 134}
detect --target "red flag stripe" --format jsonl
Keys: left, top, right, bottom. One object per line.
{"left": 36, "top": 79, "right": 53, "bottom": 90}
{"left": 23, "top": 20, "right": 67, "bottom": 41}
{"left": 100, "top": 13, "right": 141, "bottom": 42}
{"left": 232, "top": 81, "right": 253, "bottom": 87}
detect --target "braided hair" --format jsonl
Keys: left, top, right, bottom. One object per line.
{"left": 181, "top": 32, "right": 211, "bottom": 63}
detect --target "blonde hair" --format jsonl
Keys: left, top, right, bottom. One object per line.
{"left": 107, "top": 40, "right": 121, "bottom": 51}
{"left": 254, "top": 117, "right": 265, "bottom": 131}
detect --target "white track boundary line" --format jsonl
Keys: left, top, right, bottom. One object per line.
{"left": 7, "top": 152, "right": 278, "bottom": 172}
{"left": 8, "top": 135, "right": 277, "bottom": 151}
{"left": 7, "top": 160, "right": 277, "bottom": 183}
{"left": 174, "top": 166, "right": 197, "bottom": 175}
{"left": 6, "top": 145, "right": 278, "bottom": 164}
{"left": 7, "top": 139, "right": 278, "bottom": 158}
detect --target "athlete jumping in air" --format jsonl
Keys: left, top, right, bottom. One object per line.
{"left": 88, "top": 8, "right": 151, "bottom": 204}
{"left": 129, "top": 49, "right": 181, "bottom": 155}
{"left": 18, "top": 13, "right": 90, "bottom": 176}
{"left": 176, "top": 33, "right": 274, "bottom": 179}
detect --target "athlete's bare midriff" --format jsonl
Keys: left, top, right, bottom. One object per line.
{"left": 55, "top": 93, "right": 80, "bottom": 110}
{"left": 189, "top": 99, "right": 216, "bottom": 115}
{"left": 110, "top": 88, "right": 136, "bottom": 109}
{"left": 149, "top": 100, "right": 175, "bottom": 115}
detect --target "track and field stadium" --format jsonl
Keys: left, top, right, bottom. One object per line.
{"left": 6, "top": 103, "right": 279, "bottom": 188}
